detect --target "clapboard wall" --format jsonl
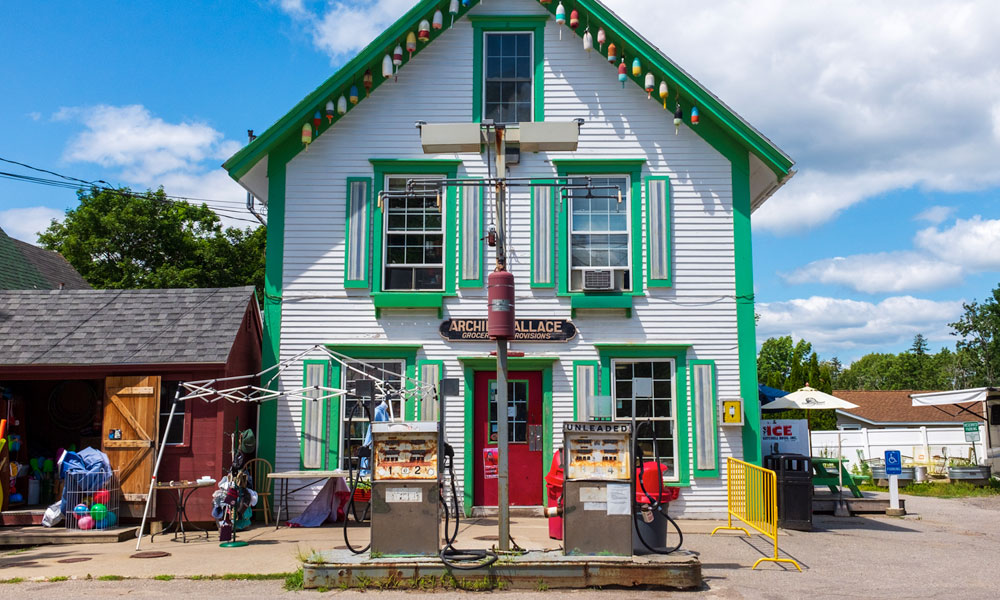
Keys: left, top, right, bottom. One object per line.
{"left": 273, "top": 0, "right": 746, "bottom": 517}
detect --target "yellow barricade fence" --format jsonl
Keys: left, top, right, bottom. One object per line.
{"left": 711, "top": 457, "right": 802, "bottom": 571}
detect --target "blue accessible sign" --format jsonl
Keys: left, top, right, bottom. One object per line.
{"left": 885, "top": 450, "right": 902, "bottom": 475}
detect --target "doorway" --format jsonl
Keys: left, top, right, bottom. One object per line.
{"left": 473, "top": 370, "right": 543, "bottom": 506}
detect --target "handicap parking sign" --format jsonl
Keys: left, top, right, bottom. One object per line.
{"left": 885, "top": 450, "right": 902, "bottom": 475}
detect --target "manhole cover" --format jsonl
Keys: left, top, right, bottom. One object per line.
{"left": 474, "top": 535, "right": 498, "bottom": 541}
{"left": 58, "top": 557, "right": 92, "bottom": 564}
{"left": 130, "top": 551, "right": 171, "bottom": 559}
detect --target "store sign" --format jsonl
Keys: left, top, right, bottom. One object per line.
{"left": 439, "top": 319, "right": 577, "bottom": 342}
{"left": 761, "top": 419, "right": 810, "bottom": 456}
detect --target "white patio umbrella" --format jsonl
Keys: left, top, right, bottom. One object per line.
{"left": 763, "top": 385, "right": 859, "bottom": 515}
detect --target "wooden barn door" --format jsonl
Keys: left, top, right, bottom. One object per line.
{"left": 102, "top": 376, "right": 160, "bottom": 517}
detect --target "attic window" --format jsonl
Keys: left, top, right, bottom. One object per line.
{"left": 483, "top": 32, "right": 533, "bottom": 124}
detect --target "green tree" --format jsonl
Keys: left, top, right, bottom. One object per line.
{"left": 38, "top": 186, "right": 265, "bottom": 296}
{"left": 949, "top": 285, "right": 1000, "bottom": 386}
{"left": 836, "top": 335, "right": 957, "bottom": 391}
{"left": 757, "top": 336, "right": 836, "bottom": 429}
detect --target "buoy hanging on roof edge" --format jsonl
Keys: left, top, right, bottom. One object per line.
{"left": 691, "top": 106, "right": 700, "bottom": 126}
{"left": 337, "top": 95, "right": 348, "bottom": 115}
{"left": 349, "top": 86, "right": 359, "bottom": 104}
{"left": 674, "top": 102, "right": 684, "bottom": 135}
{"left": 597, "top": 28, "right": 606, "bottom": 52}
{"left": 301, "top": 123, "right": 312, "bottom": 149}
{"left": 393, "top": 45, "right": 403, "bottom": 80}
{"left": 433, "top": 10, "right": 443, "bottom": 30}
{"left": 449, "top": 0, "right": 459, "bottom": 26}
{"left": 313, "top": 110, "right": 321, "bottom": 134}
{"left": 382, "top": 54, "right": 393, "bottom": 80}
{"left": 659, "top": 81, "right": 669, "bottom": 110}
{"left": 555, "top": 2, "right": 565, "bottom": 39}
{"left": 325, "top": 100, "right": 335, "bottom": 123}
{"left": 418, "top": 19, "right": 431, "bottom": 42}
{"left": 406, "top": 32, "right": 417, "bottom": 57}
{"left": 570, "top": 10, "right": 579, "bottom": 30}
{"left": 583, "top": 28, "right": 593, "bottom": 53}
{"left": 363, "top": 69, "right": 373, "bottom": 96}
{"left": 632, "top": 57, "right": 641, "bottom": 78}
{"left": 645, "top": 73, "right": 655, "bottom": 99}
{"left": 618, "top": 59, "right": 627, "bottom": 88}
{"left": 607, "top": 42, "right": 617, "bottom": 64}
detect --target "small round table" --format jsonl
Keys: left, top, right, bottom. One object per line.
{"left": 151, "top": 479, "right": 216, "bottom": 543}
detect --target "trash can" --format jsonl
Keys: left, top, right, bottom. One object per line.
{"left": 545, "top": 450, "right": 564, "bottom": 540}
{"left": 633, "top": 461, "right": 679, "bottom": 554}
{"left": 765, "top": 453, "right": 813, "bottom": 531}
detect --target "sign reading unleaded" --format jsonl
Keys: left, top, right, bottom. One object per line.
{"left": 439, "top": 318, "right": 577, "bottom": 342}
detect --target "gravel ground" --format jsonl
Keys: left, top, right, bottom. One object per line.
{"left": 1, "top": 494, "right": 997, "bottom": 599}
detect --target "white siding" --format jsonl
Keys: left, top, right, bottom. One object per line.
{"left": 274, "top": 0, "right": 744, "bottom": 518}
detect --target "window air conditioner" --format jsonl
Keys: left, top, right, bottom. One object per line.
{"left": 582, "top": 269, "right": 614, "bottom": 291}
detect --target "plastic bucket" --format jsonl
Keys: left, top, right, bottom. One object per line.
{"left": 28, "top": 478, "right": 40, "bottom": 505}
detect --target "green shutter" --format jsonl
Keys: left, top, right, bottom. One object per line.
{"left": 645, "top": 176, "right": 672, "bottom": 287}
{"left": 690, "top": 360, "right": 720, "bottom": 478}
{"left": 344, "top": 177, "right": 372, "bottom": 288}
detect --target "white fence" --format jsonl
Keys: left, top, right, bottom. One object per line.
{"left": 810, "top": 424, "right": 988, "bottom": 470}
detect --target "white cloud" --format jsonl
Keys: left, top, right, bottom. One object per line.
{"left": 783, "top": 252, "right": 963, "bottom": 294}
{"left": 0, "top": 206, "right": 64, "bottom": 243}
{"left": 276, "top": 0, "right": 416, "bottom": 59}
{"left": 27, "top": 111, "right": 41, "bottom": 121}
{"left": 915, "top": 216, "right": 1000, "bottom": 271}
{"left": 757, "top": 295, "right": 964, "bottom": 353}
{"left": 53, "top": 104, "right": 253, "bottom": 228}
{"left": 914, "top": 205, "right": 956, "bottom": 225}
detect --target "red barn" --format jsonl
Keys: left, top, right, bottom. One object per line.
{"left": 0, "top": 287, "right": 261, "bottom": 525}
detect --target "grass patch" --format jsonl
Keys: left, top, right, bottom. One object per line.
{"left": 2, "top": 547, "right": 35, "bottom": 557}
{"left": 0, "top": 578, "right": 24, "bottom": 584}
{"left": 861, "top": 478, "right": 1000, "bottom": 498}
{"left": 97, "top": 575, "right": 125, "bottom": 581}
{"left": 153, "top": 575, "right": 174, "bottom": 581}
{"left": 48, "top": 576, "right": 69, "bottom": 582}
{"left": 284, "top": 569, "right": 303, "bottom": 591}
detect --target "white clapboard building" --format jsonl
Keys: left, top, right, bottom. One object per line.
{"left": 224, "top": 0, "right": 794, "bottom": 518}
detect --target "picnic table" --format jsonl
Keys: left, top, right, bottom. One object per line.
{"left": 810, "top": 457, "right": 863, "bottom": 498}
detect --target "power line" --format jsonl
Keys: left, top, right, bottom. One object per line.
{"left": 0, "top": 158, "right": 262, "bottom": 225}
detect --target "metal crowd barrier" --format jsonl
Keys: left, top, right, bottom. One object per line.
{"left": 711, "top": 457, "right": 802, "bottom": 571}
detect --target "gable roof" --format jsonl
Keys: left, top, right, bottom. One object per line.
{"left": 0, "top": 287, "right": 258, "bottom": 366}
{"left": 0, "top": 226, "right": 90, "bottom": 290}
{"left": 833, "top": 390, "right": 984, "bottom": 425}
{"left": 224, "top": 0, "right": 794, "bottom": 194}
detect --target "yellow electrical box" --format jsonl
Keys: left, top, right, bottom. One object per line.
{"left": 721, "top": 399, "right": 744, "bottom": 426}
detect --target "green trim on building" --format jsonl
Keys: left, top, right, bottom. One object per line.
{"left": 458, "top": 355, "right": 557, "bottom": 515}
{"left": 458, "top": 184, "right": 485, "bottom": 289}
{"left": 300, "top": 359, "right": 330, "bottom": 470}
{"left": 553, "top": 159, "right": 646, "bottom": 316}
{"left": 369, "top": 159, "right": 462, "bottom": 317}
{"left": 689, "top": 359, "right": 720, "bottom": 479}
{"left": 595, "top": 344, "right": 690, "bottom": 486}
{"left": 344, "top": 177, "right": 373, "bottom": 289}
{"left": 644, "top": 175, "right": 673, "bottom": 288}
{"left": 470, "top": 14, "right": 548, "bottom": 123}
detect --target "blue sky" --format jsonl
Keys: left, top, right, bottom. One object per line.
{"left": 2, "top": 0, "right": 998, "bottom": 364}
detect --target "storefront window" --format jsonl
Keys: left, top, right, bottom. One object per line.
{"left": 611, "top": 359, "right": 677, "bottom": 479}
{"left": 568, "top": 176, "right": 632, "bottom": 292}
{"left": 383, "top": 176, "right": 444, "bottom": 291}
{"left": 340, "top": 360, "right": 404, "bottom": 470}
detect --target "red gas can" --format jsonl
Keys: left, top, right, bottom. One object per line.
{"left": 487, "top": 269, "right": 515, "bottom": 338}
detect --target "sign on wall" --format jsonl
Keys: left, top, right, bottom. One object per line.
{"left": 964, "top": 421, "right": 981, "bottom": 443}
{"left": 761, "top": 419, "right": 810, "bottom": 456}
{"left": 439, "top": 319, "right": 577, "bottom": 342}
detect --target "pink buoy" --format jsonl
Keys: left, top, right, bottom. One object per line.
{"left": 78, "top": 516, "right": 95, "bottom": 530}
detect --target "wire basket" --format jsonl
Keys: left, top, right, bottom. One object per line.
{"left": 64, "top": 469, "right": 120, "bottom": 531}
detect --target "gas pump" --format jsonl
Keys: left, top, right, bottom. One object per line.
{"left": 370, "top": 421, "right": 441, "bottom": 556}
{"left": 561, "top": 421, "right": 633, "bottom": 556}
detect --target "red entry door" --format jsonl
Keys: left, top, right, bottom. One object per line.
{"left": 473, "top": 371, "right": 543, "bottom": 506}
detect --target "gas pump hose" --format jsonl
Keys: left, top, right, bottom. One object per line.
{"left": 633, "top": 420, "right": 684, "bottom": 554}
{"left": 343, "top": 401, "right": 372, "bottom": 555}
{"left": 439, "top": 445, "right": 499, "bottom": 570}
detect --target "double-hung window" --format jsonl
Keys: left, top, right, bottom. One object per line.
{"left": 568, "top": 176, "right": 632, "bottom": 292}
{"left": 340, "top": 360, "right": 404, "bottom": 471}
{"left": 383, "top": 176, "right": 444, "bottom": 291}
{"left": 612, "top": 359, "right": 678, "bottom": 480}
{"left": 483, "top": 32, "right": 533, "bottom": 124}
